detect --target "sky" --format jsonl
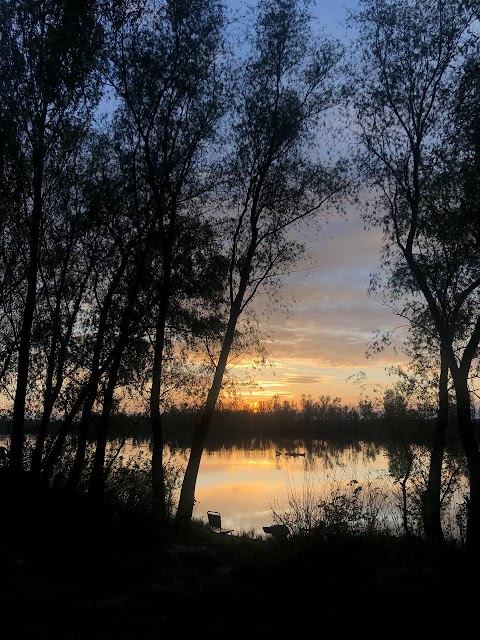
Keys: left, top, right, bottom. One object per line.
{"left": 230, "top": 0, "right": 410, "bottom": 410}
{"left": 0, "top": 0, "right": 408, "bottom": 417}
{"left": 238, "top": 213, "right": 409, "bottom": 409}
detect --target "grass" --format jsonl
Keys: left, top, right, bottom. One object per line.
{"left": 2, "top": 473, "right": 479, "bottom": 638}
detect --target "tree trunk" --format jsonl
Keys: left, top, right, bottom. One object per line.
{"left": 148, "top": 196, "right": 174, "bottom": 525}
{"left": 403, "top": 240, "right": 480, "bottom": 549}
{"left": 9, "top": 141, "right": 44, "bottom": 473}
{"left": 31, "top": 251, "right": 90, "bottom": 479}
{"left": 31, "top": 398, "right": 55, "bottom": 480}
{"left": 40, "top": 381, "right": 92, "bottom": 484}
{"left": 400, "top": 447, "right": 413, "bottom": 538}
{"left": 452, "top": 371, "right": 480, "bottom": 549}
{"left": 421, "top": 349, "right": 449, "bottom": 544}
{"left": 87, "top": 370, "right": 117, "bottom": 508}
{"left": 87, "top": 280, "right": 138, "bottom": 508}
{"left": 67, "top": 384, "right": 97, "bottom": 492}
{"left": 40, "top": 413, "right": 77, "bottom": 485}
{"left": 67, "top": 253, "right": 130, "bottom": 490}
{"left": 150, "top": 293, "right": 169, "bottom": 525}
{"left": 175, "top": 306, "right": 240, "bottom": 526}
{"left": 150, "top": 407, "right": 166, "bottom": 523}
{"left": 30, "top": 305, "right": 61, "bottom": 477}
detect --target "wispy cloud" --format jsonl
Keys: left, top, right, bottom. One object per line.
{"left": 243, "top": 211, "right": 409, "bottom": 406}
{"left": 281, "top": 375, "right": 324, "bottom": 385}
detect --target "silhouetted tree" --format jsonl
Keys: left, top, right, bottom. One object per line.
{"left": 351, "top": 0, "right": 480, "bottom": 547}
{"left": 0, "top": 0, "right": 103, "bottom": 473}
{"left": 105, "top": 0, "right": 228, "bottom": 521}
{"left": 176, "top": 0, "right": 348, "bottom": 525}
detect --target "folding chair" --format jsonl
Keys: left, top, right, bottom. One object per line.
{"left": 207, "top": 511, "right": 234, "bottom": 535}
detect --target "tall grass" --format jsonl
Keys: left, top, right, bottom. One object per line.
{"left": 270, "top": 466, "right": 399, "bottom": 538}
{"left": 270, "top": 451, "right": 468, "bottom": 544}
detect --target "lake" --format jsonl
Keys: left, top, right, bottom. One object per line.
{"left": 189, "top": 440, "right": 395, "bottom": 537}
{"left": 122, "top": 434, "right": 465, "bottom": 540}
{"left": 1, "top": 432, "right": 466, "bottom": 541}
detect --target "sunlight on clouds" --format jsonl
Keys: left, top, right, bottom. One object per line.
{"left": 281, "top": 375, "right": 324, "bottom": 385}
{"left": 252, "top": 380, "right": 286, "bottom": 388}
{"left": 238, "top": 208, "right": 411, "bottom": 408}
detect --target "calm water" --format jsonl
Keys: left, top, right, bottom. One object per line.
{"left": 124, "top": 436, "right": 410, "bottom": 538}
{"left": 191, "top": 441, "right": 394, "bottom": 537}
{"left": 1, "top": 433, "right": 465, "bottom": 540}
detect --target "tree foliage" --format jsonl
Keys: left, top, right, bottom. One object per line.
{"left": 350, "top": 0, "right": 480, "bottom": 547}
{"left": 0, "top": 0, "right": 348, "bottom": 529}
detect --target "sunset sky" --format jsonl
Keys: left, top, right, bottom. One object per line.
{"left": 232, "top": 0, "right": 409, "bottom": 410}
{"left": 238, "top": 212, "right": 409, "bottom": 409}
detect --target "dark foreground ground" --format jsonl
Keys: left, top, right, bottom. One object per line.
{"left": 2, "top": 480, "right": 479, "bottom": 639}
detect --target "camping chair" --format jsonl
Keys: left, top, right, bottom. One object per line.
{"left": 207, "top": 511, "right": 234, "bottom": 535}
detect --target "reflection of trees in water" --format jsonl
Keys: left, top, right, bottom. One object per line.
{"left": 116, "top": 428, "right": 468, "bottom": 542}
{"left": 89, "top": 411, "right": 444, "bottom": 453}
{"left": 385, "top": 441, "right": 468, "bottom": 540}
{"left": 204, "top": 434, "right": 467, "bottom": 542}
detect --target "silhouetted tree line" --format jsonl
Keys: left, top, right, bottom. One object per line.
{"left": 0, "top": 0, "right": 347, "bottom": 520}
{"left": 2, "top": 0, "right": 480, "bottom": 550}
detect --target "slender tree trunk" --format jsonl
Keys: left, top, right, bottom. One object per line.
{"left": 88, "top": 269, "right": 140, "bottom": 507}
{"left": 452, "top": 371, "right": 480, "bottom": 549}
{"left": 67, "top": 385, "right": 97, "bottom": 492}
{"left": 175, "top": 205, "right": 258, "bottom": 527}
{"left": 30, "top": 254, "right": 68, "bottom": 477}
{"left": 421, "top": 349, "right": 449, "bottom": 544}
{"left": 403, "top": 238, "right": 480, "bottom": 548}
{"left": 87, "top": 344, "right": 127, "bottom": 506}
{"left": 150, "top": 261, "right": 172, "bottom": 525}
{"left": 40, "top": 381, "right": 92, "bottom": 484}
{"left": 175, "top": 304, "right": 241, "bottom": 526}
{"left": 150, "top": 321, "right": 167, "bottom": 524}
{"left": 40, "top": 413, "right": 77, "bottom": 485}
{"left": 399, "top": 447, "right": 413, "bottom": 538}
{"left": 67, "top": 252, "right": 130, "bottom": 490}
{"left": 31, "top": 398, "right": 55, "bottom": 480}
{"left": 31, "top": 250, "right": 90, "bottom": 479}
{"left": 88, "top": 368, "right": 118, "bottom": 508}
{"left": 31, "top": 333, "right": 70, "bottom": 479}
{"left": 10, "top": 142, "right": 44, "bottom": 473}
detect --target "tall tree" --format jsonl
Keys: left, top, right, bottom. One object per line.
{"left": 368, "top": 253, "right": 458, "bottom": 543}
{"left": 28, "top": 141, "right": 100, "bottom": 480}
{"left": 0, "top": 0, "right": 102, "bottom": 473}
{"left": 175, "top": 0, "right": 347, "bottom": 525}
{"left": 350, "top": 0, "right": 480, "bottom": 547}
{"left": 106, "top": 0, "right": 227, "bottom": 522}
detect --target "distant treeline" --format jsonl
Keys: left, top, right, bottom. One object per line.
{"left": 2, "top": 396, "right": 471, "bottom": 452}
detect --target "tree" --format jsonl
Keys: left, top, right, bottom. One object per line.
{"left": 358, "top": 398, "right": 378, "bottom": 421}
{"left": 175, "top": 0, "right": 347, "bottom": 525}
{"left": 36, "top": 128, "right": 144, "bottom": 488}
{"left": 0, "top": 0, "right": 103, "bottom": 473}
{"left": 350, "top": 0, "right": 480, "bottom": 547}
{"left": 105, "top": 0, "right": 228, "bottom": 521}
{"left": 368, "top": 260, "right": 457, "bottom": 542}
{"left": 28, "top": 139, "right": 101, "bottom": 480}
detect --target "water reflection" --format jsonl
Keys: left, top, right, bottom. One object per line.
{"left": 189, "top": 440, "right": 395, "bottom": 537}
{"left": 159, "top": 436, "right": 464, "bottom": 540}
{"left": 0, "top": 432, "right": 466, "bottom": 541}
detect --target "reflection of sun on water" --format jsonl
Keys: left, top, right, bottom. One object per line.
{"left": 193, "top": 443, "right": 395, "bottom": 537}
{"left": 100, "top": 438, "right": 466, "bottom": 542}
